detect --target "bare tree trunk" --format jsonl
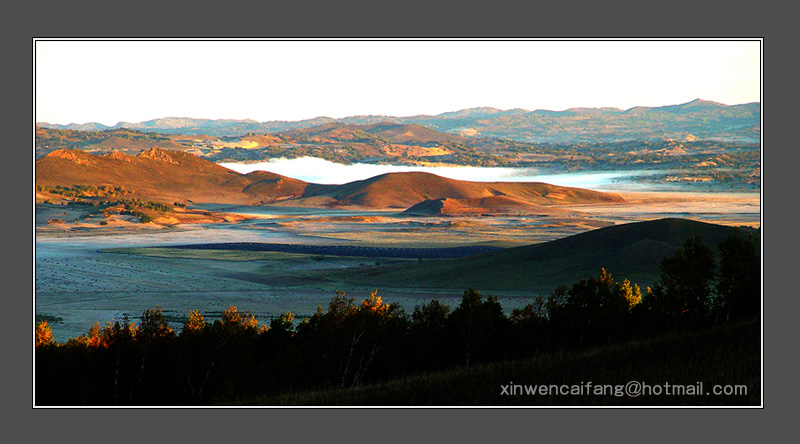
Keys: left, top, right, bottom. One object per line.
{"left": 136, "top": 351, "right": 147, "bottom": 405}
{"left": 340, "top": 329, "right": 365, "bottom": 388}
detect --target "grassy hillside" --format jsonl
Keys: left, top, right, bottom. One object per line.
{"left": 245, "top": 319, "right": 759, "bottom": 406}
{"left": 328, "top": 218, "right": 759, "bottom": 293}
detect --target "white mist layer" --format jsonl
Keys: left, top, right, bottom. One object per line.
{"left": 219, "top": 157, "right": 663, "bottom": 190}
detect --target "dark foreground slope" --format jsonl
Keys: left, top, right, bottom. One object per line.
{"left": 250, "top": 319, "right": 759, "bottom": 406}
{"left": 329, "top": 218, "right": 759, "bottom": 293}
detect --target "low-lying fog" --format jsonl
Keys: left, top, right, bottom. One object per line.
{"left": 219, "top": 157, "right": 673, "bottom": 191}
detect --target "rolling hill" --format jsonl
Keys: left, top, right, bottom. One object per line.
{"left": 269, "top": 170, "right": 623, "bottom": 210}
{"left": 34, "top": 148, "right": 281, "bottom": 204}
{"left": 35, "top": 148, "right": 623, "bottom": 212}
{"left": 327, "top": 218, "right": 759, "bottom": 293}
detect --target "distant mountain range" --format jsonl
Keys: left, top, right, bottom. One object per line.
{"left": 34, "top": 148, "right": 622, "bottom": 213}
{"left": 37, "top": 99, "right": 760, "bottom": 143}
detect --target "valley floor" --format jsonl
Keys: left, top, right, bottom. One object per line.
{"left": 34, "top": 190, "right": 760, "bottom": 343}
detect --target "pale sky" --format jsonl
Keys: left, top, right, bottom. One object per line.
{"left": 35, "top": 39, "right": 761, "bottom": 126}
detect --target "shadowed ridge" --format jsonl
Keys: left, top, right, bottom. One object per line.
{"left": 334, "top": 218, "right": 759, "bottom": 292}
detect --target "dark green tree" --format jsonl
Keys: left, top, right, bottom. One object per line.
{"left": 409, "top": 299, "right": 451, "bottom": 370}
{"left": 295, "top": 290, "right": 407, "bottom": 388}
{"left": 411, "top": 299, "right": 450, "bottom": 332}
{"left": 643, "top": 235, "right": 717, "bottom": 327}
{"left": 547, "top": 269, "right": 639, "bottom": 345}
{"left": 716, "top": 230, "right": 760, "bottom": 321}
{"left": 447, "top": 288, "right": 508, "bottom": 366}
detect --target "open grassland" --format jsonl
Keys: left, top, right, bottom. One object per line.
{"left": 103, "top": 247, "right": 318, "bottom": 262}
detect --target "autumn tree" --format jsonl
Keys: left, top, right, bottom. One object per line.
{"left": 138, "top": 306, "right": 175, "bottom": 342}
{"left": 270, "top": 312, "right": 295, "bottom": 336}
{"left": 35, "top": 321, "right": 55, "bottom": 348}
{"left": 216, "top": 305, "right": 261, "bottom": 336}
{"left": 133, "top": 307, "right": 176, "bottom": 404}
{"left": 297, "top": 290, "right": 407, "bottom": 388}
{"left": 206, "top": 306, "right": 264, "bottom": 401}
{"left": 101, "top": 317, "right": 138, "bottom": 404}
{"left": 179, "top": 309, "right": 215, "bottom": 404}
{"left": 182, "top": 310, "right": 206, "bottom": 335}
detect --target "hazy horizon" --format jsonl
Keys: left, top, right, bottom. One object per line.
{"left": 36, "top": 97, "right": 761, "bottom": 127}
{"left": 35, "top": 40, "right": 761, "bottom": 126}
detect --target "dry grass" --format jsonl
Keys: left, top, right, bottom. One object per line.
{"left": 244, "top": 320, "right": 760, "bottom": 407}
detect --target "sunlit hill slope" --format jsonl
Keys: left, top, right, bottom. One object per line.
{"left": 35, "top": 148, "right": 623, "bottom": 212}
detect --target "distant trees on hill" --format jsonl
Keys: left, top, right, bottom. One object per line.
{"left": 37, "top": 187, "right": 176, "bottom": 223}
{"left": 37, "top": 184, "right": 133, "bottom": 199}
{"left": 118, "top": 198, "right": 173, "bottom": 223}
{"left": 35, "top": 231, "right": 760, "bottom": 405}
{"left": 35, "top": 128, "right": 170, "bottom": 156}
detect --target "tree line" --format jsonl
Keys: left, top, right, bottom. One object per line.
{"left": 35, "top": 230, "right": 759, "bottom": 405}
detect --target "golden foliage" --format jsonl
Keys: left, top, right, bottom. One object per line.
{"left": 360, "top": 290, "right": 390, "bottom": 315}
{"left": 35, "top": 321, "right": 55, "bottom": 348}
{"left": 220, "top": 305, "right": 260, "bottom": 332}
{"left": 183, "top": 309, "right": 206, "bottom": 334}
{"left": 88, "top": 322, "right": 104, "bottom": 347}
{"left": 617, "top": 278, "right": 643, "bottom": 310}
